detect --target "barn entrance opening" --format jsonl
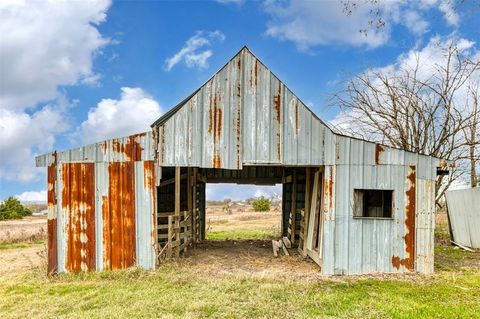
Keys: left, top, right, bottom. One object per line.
{"left": 204, "top": 183, "right": 282, "bottom": 241}
{"left": 156, "top": 166, "right": 324, "bottom": 268}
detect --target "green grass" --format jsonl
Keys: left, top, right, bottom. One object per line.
{"left": 0, "top": 240, "right": 45, "bottom": 250}
{"left": 1, "top": 226, "right": 479, "bottom": 318}
{"left": 205, "top": 229, "right": 278, "bottom": 240}
{"left": 0, "top": 267, "right": 479, "bottom": 318}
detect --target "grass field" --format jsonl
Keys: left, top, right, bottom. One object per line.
{"left": 0, "top": 210, "right": 479, "bottom": 319}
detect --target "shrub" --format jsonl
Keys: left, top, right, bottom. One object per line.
{"left": 0, "top": 196, "right": 32, "bottom": 221}
{"left": 252, "top": 197, "right": 271, "bottom": 212}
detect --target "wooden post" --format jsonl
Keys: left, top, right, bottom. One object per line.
{"left": 302, "top": 168, "right": 312, "bottom": 255}
{"left": 187, "top": 168, "right": 192, "bottom": 248}
{"left": 317, "top": 171, "right": 324, "bottom": 258}
{"left": 167, "top": 215, "right": 173, "bottom": 258}
{"left": 174, "top": 167, "right": 180, "bottom": 258}
{"left": 290, "top": 170, "right": 297, "bottom": 245}
{"left": 307, "top": 170, "right": 320, "bottom": 251}
{"left": 192, "top": 168, "right": 197, "bottom": 246}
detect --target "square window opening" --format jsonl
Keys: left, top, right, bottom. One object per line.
{"left": 353, "top": 189, "right": 393, "bottom": 218}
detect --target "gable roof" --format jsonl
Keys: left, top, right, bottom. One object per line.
{"left": 151, "top": 46, "right": 332, "bottom": 130}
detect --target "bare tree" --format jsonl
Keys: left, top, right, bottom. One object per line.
{"left": 331, "top": 42, "right": 480, "bottom": 205}
{"left": 463, "top": 83, "right": 480, "bottom": 187}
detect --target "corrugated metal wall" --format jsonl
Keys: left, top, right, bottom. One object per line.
{"left": 446, "top": 188, "right": 480, "bottom": 249}
{"left": 38, "top": 132, "right": 156, "bottom": 273}
{"left": 155, "top": 48, "right": 336, "bottom": 169}
{"left": 38, "top": 48, "right": 441, "bottom": 276}
{"left": 322, "top": 136, "right": 438, "bottom": 275}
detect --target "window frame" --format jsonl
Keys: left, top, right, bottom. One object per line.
{"left": 352, "top": 189, "right": 395, "bottom": 220}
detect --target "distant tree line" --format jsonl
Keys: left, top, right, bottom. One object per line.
{"left": 0, "top": 197, "right": 32, "bottom": 220}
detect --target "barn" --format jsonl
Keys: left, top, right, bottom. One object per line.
{"left": 36, "top": 47, "right": 445, "bottom": 275}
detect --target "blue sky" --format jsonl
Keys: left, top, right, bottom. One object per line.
{"left": 0, "top": 0, "right": 479, "bottom": 201}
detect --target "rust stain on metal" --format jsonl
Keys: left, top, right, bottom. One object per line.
{"left": 103, "top": 162, "right": 136, "bottom": 270}
{"left": 144, "top": 161, "right": 157, "bottom": 244}
{"left": 273, "top": 82, "right": 282, "bottom": 160}
{"left": 236, "top": 80, "right": 242, "bottom": 169}
{"left": 112, "top": 132, "right": 146, "bottom": 161}
{"left": 208, "top": 95, "right": 213, "bottom": 134}
{"left": 47, "top": 152, "right": 57, "bottom": 206}
{"left": 323, "top": 167, "right": 334, "bottom": 219}
{"left": 210, "top": 94, "right": 223, "bottom": 168}
{"left": 47, "top": 219, "right": 57, "bottom": 275}
{"left": 254, "top": 59, "right": 258, "bottom": 87}
{"left": 375, "top": 144, "right": 384, "bottom": 165}
{"left": 62, "top": 163, "right": 96, "bottom": 272}
{"left": 392, "top": 165, "right": 416, "bottom": 271}
{"left": 160, "top": 125, "right": 165, "bottom": 164}
{"left": 47, "top": 152, "right": 57, "bottom": 275}
{"left": 294, "top": 100, "right": 299, "bottom": 134}
{"left": 143, "top": 161, "right": 155, "bottom": 192}
{"left": 328, "top": 166, "right": 334, "bottom": 210}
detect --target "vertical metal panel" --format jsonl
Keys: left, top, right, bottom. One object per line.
{"left": 39, "top": 132, "right": 157, "bottom": 274}
{"left": 94, "top": 163, "right": 108, "bottom": 271}
{"left": 61, "top": 163, "right": 96, "bottom": 272}
{"left": 446, "top": 188, "right": 480, "bottom": 249}
{"left": 321, "top": 165, "right": 336, "bottom": 274}
{"left": 47, "top": 152, "right": 58, "bottom": 274}
{"left": 416, "top": 179, "right": 435, "bottom": 273}
{"left": 103, "top": 162, "right": 136, "bottom": 270}
{"left": 135, "top": 161, "right": 156, "bottom": 269}
{"left": 327, "top": 161, "right": 429, "bottom": 275}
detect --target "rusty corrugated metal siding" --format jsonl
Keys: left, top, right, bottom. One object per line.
{"left": 36, "top": 132, "right": 156, "bottom": 273}
{"left": 103, "top": 162, "right": 136, "bottom": 269}
{"left": 321, "top": 136, "right": 438, "bottom": 275}
{"left": 154, "top": 48, "right": 336, "bottom": 169}
{"left": 61, "top": 163, "right": 96, "bottom": 272}
{"left": 37, "top": 47, "right": 441, "bottom": 276}
{"left": 47, "top": 152, "right": 57, "bottom": 274}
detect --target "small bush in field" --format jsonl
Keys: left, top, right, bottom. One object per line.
{"left": 0, "top": 196, "right": 32, "bottom": 220}
{"left": 252, "top": 197, "right": 271, "bottom": 212}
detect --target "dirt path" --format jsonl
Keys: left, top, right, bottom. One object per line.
{"left": 0, "top": 245, "right": 44, "bottom": 275}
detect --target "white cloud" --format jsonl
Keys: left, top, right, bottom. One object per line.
{"left": 0, "top": 0, "right": 111, "bottom": 111}
{"left": 0, "top": 98, "right": 70, "bottom": 182}
{"left": 15, "top": 190, "right": 47, "bottom": 202}
{"left": 79, "top": 87, "right": 162, "bottom": 144}
{"left": 263, "top": 0, "right": 393, "bottom": 50}
{"left": 439, "top": 0, "right": 460, "bottom": 26}
{"left": 0, "top": 0, "right": 111, "bottom": 183}
{"left": 263, "top": 0, "right": 464, "bottom": 50}
{"left": 402, "top": 10, "right": 429, "bottom": 35}
{"left": 164, "top": 30, "right": 225, "bottom": 71}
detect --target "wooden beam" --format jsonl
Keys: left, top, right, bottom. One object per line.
{"left": 159, "top": 173, "right": 187, "bottom": 188}
{"left": 306, "top": 170, "right": 319, "bottom": 252}
{"left": 302, "top": 167, "right": 312, "bottom": 255}
{"left": 290, "top": 171, "right": 297, "bottom": 245}
{"left": 283, "top": 175, "right": 293, "bottom": 184}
